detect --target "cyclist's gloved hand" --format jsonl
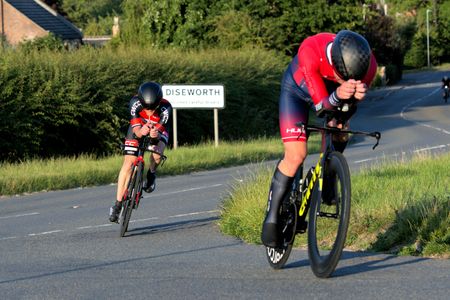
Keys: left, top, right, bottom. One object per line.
{"left": 336, "top": 79, "right": 358, "bottom": 100}
{"left": 354, "top": 81, "right": 367, "bottom": 101}
{"left": 149, "top": 125, "right": 160, "bottom": 145}
{"left": 149, "top": 126, "right": 159, "bottom": 139}
{"left": 139, "top": 122, "right": 151, "bottom": 137}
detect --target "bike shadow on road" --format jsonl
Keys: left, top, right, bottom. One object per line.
{"left": 283, "top": 250, "right": 428, "bottom": 277}
{"left": 124, "top": 216, "right": 219, "bottom": 237}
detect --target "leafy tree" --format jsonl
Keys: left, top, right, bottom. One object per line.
{"left": 120, "top": 0, "right": 213, "bottom": 48}
{"left": 61, "top": 0, "right": 122, "bottom": 26}
{"left": 19, "top": 33, "right": 65, "bottom": 52}
{"left": 60, "top": 0, "right": 122, "bottom": 35}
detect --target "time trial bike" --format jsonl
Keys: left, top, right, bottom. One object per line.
{"left": 119, "top": 135, "right": 167, "bottom": 237}
{"left": 265, "top": 112, "right": 380, "bottom": 278}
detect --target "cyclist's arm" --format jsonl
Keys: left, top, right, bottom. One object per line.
{"left": 298, "top": 46, "right": 345, "bottom": 117}
{"left": 152, "top": 100, "right": 172, "bottom": 145}
{"left": 128, "top": 97, "right": 150, "bottom": 138}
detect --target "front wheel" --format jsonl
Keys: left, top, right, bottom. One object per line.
{"left": 119, "top": 163, "right": 143, "bottom": 237}
{"left": 308, "top": 152, "right": 351, "bottom": 278}
{"left": 265, "top": 201, "right": 297, "bottom": 269}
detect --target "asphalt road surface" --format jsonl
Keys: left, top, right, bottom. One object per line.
{"left": 1, "top": 70, "right": 449, "bottom": 299}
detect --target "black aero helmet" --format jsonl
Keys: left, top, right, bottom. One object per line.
{"left": 331, "top": 30, "right": 372, "bottom": 80}
{"left": 138, "top": 81, "right": 163, "bottom": 109}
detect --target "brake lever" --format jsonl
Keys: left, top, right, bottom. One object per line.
{"left": 370, "top": 132, "right": 381, "bottom": 150}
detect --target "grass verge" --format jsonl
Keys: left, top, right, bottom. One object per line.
{"left": 0, "top": 136, "right": 320, "bottom": 196}
{"left": 219, "top": 152, "right": 450, "bottom": 258}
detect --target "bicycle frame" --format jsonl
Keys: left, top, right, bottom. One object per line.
{"left": 121, "top": 136, "right": 167, "bottom": 207}
{"left": 294, "top": 121, "right": 380, "bottom": 221}
{"left": 265, "top": 117, "right": 381, "bottom": 272}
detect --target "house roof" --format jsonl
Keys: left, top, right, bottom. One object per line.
{"left": 6, "top": 0, "right": 82, "bottom": 40}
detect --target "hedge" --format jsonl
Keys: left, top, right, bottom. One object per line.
{"left": 0, "top": 46, "right": 286, "bottom": 161}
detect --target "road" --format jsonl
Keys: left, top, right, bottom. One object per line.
{"left": 1, "top": 70, "right": 449, "bottom": 299}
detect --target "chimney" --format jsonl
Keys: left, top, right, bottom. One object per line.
{"left": 112, "top": 16, "right": 120, "bottom": 37}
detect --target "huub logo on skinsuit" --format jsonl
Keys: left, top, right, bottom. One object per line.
{"left": 286, "top": 127, "right": 304, "bottom": 134}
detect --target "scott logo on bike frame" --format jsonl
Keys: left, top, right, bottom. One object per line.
{"left": 299, "top": 153, "right": 323, "bottom": 216}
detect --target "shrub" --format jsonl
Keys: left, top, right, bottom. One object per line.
{"left": 0, "top": 46, "right": 285, "bottom": 161}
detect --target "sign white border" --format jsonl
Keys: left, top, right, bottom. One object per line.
{"left": 162, "top": 84, "right": 225, "bottom": 109}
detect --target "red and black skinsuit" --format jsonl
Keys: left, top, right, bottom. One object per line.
{"left": 122, "top": 96, "right": 172, "bottom": 156}
{"left": 261, "top": 33, "right": 378, "bottom": 248}
{"left": 279, "top": 32, "right": 377, "bottom": 143}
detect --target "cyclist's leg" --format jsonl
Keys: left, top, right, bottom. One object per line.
{"left": 144, "top": 140, "right": 166, "bottom": 193}
{"left": 110, "top": 128, "right": 139, "bottom": 222}
{"left": 116, "top": 155, "right": 137, "bottom": 202}
{"left": 261, "top": 70, "right": 309, "bottom": 247}
{"left": 149, "top": 140, "right": 166, "bottom": 172}
{"left": 109, "top": 154, "right": 135, "bottom": 222}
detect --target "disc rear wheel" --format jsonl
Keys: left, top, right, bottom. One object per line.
{"left": 265, "top": 201, "right": 297, "bottom": 269}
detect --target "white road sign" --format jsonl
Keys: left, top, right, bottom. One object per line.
{"left": 162, "top": 84, "right": 225, "bottom": 109}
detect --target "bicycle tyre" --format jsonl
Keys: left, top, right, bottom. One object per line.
{"left": 119, "top": 163, "right": 142, "bottom": 237}
{"left": 265, "top": 201, "right": 297, "bottom": 269}
{"left": 307, "top": 151, "right": 351, "bottom": 278}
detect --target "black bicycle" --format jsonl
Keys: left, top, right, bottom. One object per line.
{"left": 119, "top": 136, "right": 167, "bottom": 237}
{"left": 265, "top": 116, "right": 380, "bottom": 278}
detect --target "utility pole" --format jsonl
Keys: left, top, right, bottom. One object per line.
{"left": 1, "top": 0, "right": 4, "bottom": 49}
{"left": 426, "top": 9, "right": 431, "bottom": 68}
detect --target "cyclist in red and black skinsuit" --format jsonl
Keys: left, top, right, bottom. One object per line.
{"left": 261, "top": 30, "right": 378, "bottom": 247}
{"left": 109, "top": 81, "right": 172, "bottom": 223}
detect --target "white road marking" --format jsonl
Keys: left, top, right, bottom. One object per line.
{"left": 353, "top": 152, "right": 405, "bottom": 164}
{"left": 0, "top": 212, "right": 40, "bottom": 220}
{"left": 0, "top": 236, "right": 17, "bottom": 241}
{"left": 130, "top": 217, "right": 159, "bottom": 223}
{"left": 413, "top": 144, "right": 449, "bottom": 153}
{"left": 76, "top": 223, "right": 113, "bottom": 229}
{"left": 28, "top": 230, "right": 63, "bottom": 236}
{"left": 400, "top": 88, "right": 450, "bottom": 135}
{"left": 167, "top": 210, "right": 220, "bottom": 218}
{"left": 354, "top": 144, "right": 450, "bottom": 164}
{"left": 354, "top": 157, "right": 379, "bottom": 164}
{"left": 355, "top": 88, "right": 449, "bottom": 165}
{"left": 0, "top": 209, "right": 221, "bottom": 241}
{"left": 148, "top": 184, "right": 223, "bottom": 197}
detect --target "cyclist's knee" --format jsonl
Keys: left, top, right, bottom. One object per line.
{"left": 152, "top": 153, "right": 162, "bottom": 165}
{"left": 280, "top": 146, "right": 307, "bottom": 175}
{"left": 121, "top": 155, "right": 135, "bottom": 170}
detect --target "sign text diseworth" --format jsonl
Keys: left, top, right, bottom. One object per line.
{"left": 162, "top": 84, "right": 225, "bottom": 109}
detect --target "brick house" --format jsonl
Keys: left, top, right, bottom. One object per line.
{"left": 0, "top": 0, "right": 82, "bottom": 46}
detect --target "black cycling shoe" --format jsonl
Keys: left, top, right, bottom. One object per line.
{"left": 261, "top": 167, "right": 294, "bottom": 248}
{"left": 109, "top": 202, "right": 122, "bottom": 223}
{"left": 143, "top": 171, "right": 156, "bottom": 193}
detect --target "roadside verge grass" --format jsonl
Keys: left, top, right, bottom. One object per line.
{"left": 1, "top": 137, "right": 314, "bottom": 196}
{"left": 219, "top": 152, "right": 450, "bottom": 258}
